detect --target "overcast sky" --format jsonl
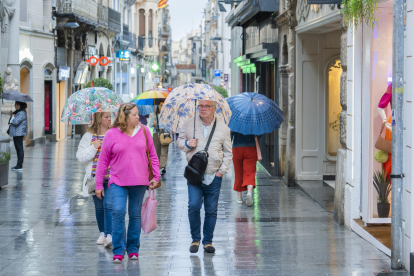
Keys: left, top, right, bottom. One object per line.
{"left": 169, "top": 0, "right": 208, "bottom": 41}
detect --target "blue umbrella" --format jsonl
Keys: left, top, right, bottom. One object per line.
{"left": 226, "top": 92, "right": 283, "bottom": 135}
{"left": 135, "top": 105, "right": 155, "bottom": 116}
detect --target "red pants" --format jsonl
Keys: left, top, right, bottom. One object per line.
{"left": 233, "top": 147, "right": 257, "bottom": 192}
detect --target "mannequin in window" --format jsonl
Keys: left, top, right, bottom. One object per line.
{"left": 377, "top": 83, "right": 392, "bottom": 178}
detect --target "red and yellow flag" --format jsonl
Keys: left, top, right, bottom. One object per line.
{"left": 158, "top": 0, "right": 167, "bottom": 9}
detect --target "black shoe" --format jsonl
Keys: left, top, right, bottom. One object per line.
{"left": 11, "top": 166, "right": 23, "bottom": 171}
{"left": 203, "top": 244, "right": 215, "bottom": 253}
{"left": 161, "top": 168, "right": 166, "bottom": 175}
{"left": 189, "top": 241, "right": 200, "bottom": 253}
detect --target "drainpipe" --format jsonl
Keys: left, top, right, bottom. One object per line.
{"left": 391, "top": 0, "right": 404, "bottom": 270}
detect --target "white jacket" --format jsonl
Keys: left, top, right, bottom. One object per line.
{"left": 76, "top": 132, "right": 99, "bottom": 197}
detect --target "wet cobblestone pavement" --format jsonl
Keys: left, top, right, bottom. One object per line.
{"left": 0, "top": 139, "right": 399, "bottom": 275}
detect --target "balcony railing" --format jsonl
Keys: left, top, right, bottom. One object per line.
{"left": 148, "top": 38, "right": 158, "bottom": 48}
{"left": 108, "top": 7, "right": 121, "bottom": 33}
{"left": 130, "top": 34, "right": 137, "bottom": 50}
{"left": 56, "top": 0, "right": 98, "bottom": 23}
{"left": 138, "top": 36, "right": 145, "bottom": 51}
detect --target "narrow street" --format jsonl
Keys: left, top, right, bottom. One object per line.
{"left": 0, "top": 140, "right": 394, "bottom": 276}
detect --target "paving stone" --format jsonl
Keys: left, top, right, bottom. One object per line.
{"left": 0, "top": 140, "right": 406, "bottom": 275}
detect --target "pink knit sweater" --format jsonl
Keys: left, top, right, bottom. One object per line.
{"left": 95, "top": 126, "right": 160, "bottom": 190}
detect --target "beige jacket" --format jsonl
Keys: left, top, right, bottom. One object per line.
{"left": 177, "top": 115, "right": 233, "bottom": 175}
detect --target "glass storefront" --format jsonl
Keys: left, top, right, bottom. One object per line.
{"left": 362, "top": 0, "right": 393, "bottom": 223}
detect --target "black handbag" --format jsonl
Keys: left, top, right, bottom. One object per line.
{"left": 184, "top": 118, "right": 217, "bottom": 185}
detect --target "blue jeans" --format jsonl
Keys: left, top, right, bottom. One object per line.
{"left": 188, "top": 176, "right": 222, "bottom": 245}
{"left": 92, "top": 180, "right": 113, "bottom": 235}
{"left": 111, "top": 184, "right": 147, "bottom": 255}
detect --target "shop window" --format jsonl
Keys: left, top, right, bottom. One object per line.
{"left": 326, "top": 58, "right": 342, "bottom": 157}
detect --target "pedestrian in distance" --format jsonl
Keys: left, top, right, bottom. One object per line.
{"left": 95, "top": 102, "right": 161, "bottom": 263}
{"left": 139, "top": 114, "right": 149, "bottom": 126}
{"left": 177, "top": 100, "right": 233, "bottom": 254}
{"left": 231, "top": 131, "right": 260, "bottom": 207}
{"left": 8, "top": 101, "right": 28, "bottom": 171}
{"left": 76, "top": 112, "right": 113, "bottom": 248}
{"left": 150, "top": 101, "right": 169, "bottom": 176}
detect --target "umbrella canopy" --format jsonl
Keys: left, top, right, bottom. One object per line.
{"left": 136, "top": 105, "right": 155, "bottom": 116}
{"left": 131, "top": 90, "right": 169, "bottom": 106}
{"left": 1, "top": 90, "right": 34, "bottom": 102}
{"left": 226, "top": 92, "right": 283, "bottom": 135}
{"left": 153, "top": 88, "right": 170, "bottom": 93}
{"left": 159, "top": 83, "right": 231, "bottom": 133}
{"left": 61, "top": 87, "right": 123, "bottom": 125}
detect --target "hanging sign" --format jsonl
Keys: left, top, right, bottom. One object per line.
{"left": 224, "top": 74, "right": 229, "bottom": 82}
{"left": 58, "top": 66, "right": 70, "bottom": 81}
{"left": 116, "top": 50, "right": 131, "bottom": 61}
{"left": 86, "top": 56, "right": 111, "bottom": 66}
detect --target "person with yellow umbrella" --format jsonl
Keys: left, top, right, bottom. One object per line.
{"left": 132, "top": 90, "right": 171, "bottom": 175}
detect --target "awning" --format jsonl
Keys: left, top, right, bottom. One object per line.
{"left": 226, "top": 0, "right": 280, "bottom": 28}
{"left": 176, "top": 64, "right": 196, "bottom": 74}
{"left": 234, "top": 43, "right": 279, "bottom": 73}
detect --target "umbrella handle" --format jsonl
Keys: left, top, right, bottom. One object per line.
{"left": 193, "top": 100, "right": 196, "bottom": 139}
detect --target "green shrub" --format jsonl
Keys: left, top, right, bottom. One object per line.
{"left": 85, "top": 78, "right": 113, "bottom": 90}
{"left": 0, "top": 152, "right": 11, "bottom": 164}
{"left": 213, "top": 86, "right": 228, "bottom": 98}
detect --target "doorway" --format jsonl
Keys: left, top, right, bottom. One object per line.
{"left": 20, "top": 67, "right": 31, "bottom": 146}
{"left": 56, "top": 82, "right": 66, "bottom": 140}
{"left": 44, "top": 81, "right": 53, "bottom": 135}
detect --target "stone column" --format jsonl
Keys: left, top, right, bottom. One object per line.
{"left": 284, "top": 21, "right": 296, "bottom": 187}
{"left": 7, "top": 0, "right": 20, "bottom": 85}
{"left": 145, "top": 11, "right": 149, "bottom": 48}
{"left": 334, "top": 16, "right": 348, "bottom": 225}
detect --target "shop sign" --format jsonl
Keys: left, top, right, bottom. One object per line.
{"left": 202, "top": 59, "right": 206, "bottom": 78}
{"left": 86, "top": 56, "right": 111, "bottom": 66}
{"left": 58, "top": 66, "right": 70, "bottom": 81}
{"left": 224, "top": 74, "right": 229, "bottom": 82}
{"left": 214, "top": 69, "right": 221, "bottom": 77}
{"left": 116, "top": 50, "right": 131, "bottom": 61}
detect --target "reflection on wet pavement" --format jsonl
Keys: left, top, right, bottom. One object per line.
{"left": 0, "top": 140, "right": 401, "bottom": 275}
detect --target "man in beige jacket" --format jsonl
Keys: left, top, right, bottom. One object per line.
{"left": 177, "top": 99, "right": 232, "bottom": 254}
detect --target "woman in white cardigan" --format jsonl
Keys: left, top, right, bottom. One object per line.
{"left": 76, "top": 112, "right": 113, "bottom": 247}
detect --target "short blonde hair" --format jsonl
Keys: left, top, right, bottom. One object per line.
{"left": 111, "top": 103, "right": 137, "bottom": 133}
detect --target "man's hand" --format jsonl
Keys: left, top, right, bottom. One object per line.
{"left": 215, "top": 171, "right": 223, "bottom": 178}
{"left": 188, "top": 138, "right": 198, "bottom": 148}
{"left": 9, "top": 111, "right": 13, "bottom": 116}
{"left": 153, "top": 121, "right": 156, "bottom": 127}
{"left": 95, "top": 189, "right": 104, "bottom": 200}
{"left": 149, "top": 179, "right": 161, "bottom": 189}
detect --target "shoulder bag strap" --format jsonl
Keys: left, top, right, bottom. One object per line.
{"left": 142, "top": 126, "right": 154, "bottom": 180}
{"left": 193, "top": 100, "right": 197, "bottom": 139}
{"left": 204, "top": 119, "right": 217, "bottom": 152}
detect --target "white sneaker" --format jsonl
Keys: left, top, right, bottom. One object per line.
{"left": 96, "top": 232, "right": 105, "bottom": 245}
{"left": 104, "top": 234, "right": 112, "bottom": 248}
{"left": 246, "top": 192, "right": 253, "bottom": 207}
{"left": 237, "top": 197, "right": 243, "bottom": 204}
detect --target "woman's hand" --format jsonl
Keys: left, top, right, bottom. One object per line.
{"left": 9, "top": 111, "right": 12, "bottom": 116}
{"left": 95, "top": 189, "right": 104, "bottom": 199}
{"left": 215, "top": 171, "right": 223, "bottom": 178}
{"left": 93, "top": 140, "right": 102, "bottom": 149}
{"left": 149, "top": 179, "right": 161, "bottom": 189}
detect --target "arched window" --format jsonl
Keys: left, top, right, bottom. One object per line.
{"left": 326, "top": 58, "right": 342, "bottom": 157}
{"left": 139, "top": 9, "right": 145, "bottom": 36}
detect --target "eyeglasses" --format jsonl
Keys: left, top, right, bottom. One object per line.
{"left": 121, "top": 103, "right": 136, "bottom": 110}
{"left": 199, "top": 105, "right": 212, "bottom": 109}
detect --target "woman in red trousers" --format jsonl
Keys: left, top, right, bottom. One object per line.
{"left": 231, "top": 131, "right": 259, "bottom": 207}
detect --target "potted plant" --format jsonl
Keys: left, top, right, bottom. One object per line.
{"left": 85, "top": 78, "right": 114, "bottom": 90}
{"left": 373, "top": 169, "right": 392, "bottom": 218}
{"left": 341, "top": 0, "right": 379, "bottom": 30}
{"left": 0, "top": 151, "right": 11, "bottom": 187}
{"left": 213, "top": 86, "right": 228, "bottom": 98}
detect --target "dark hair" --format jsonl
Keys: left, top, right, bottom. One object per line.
{"left": 16, "top": 102, "right": 27, "bottom": 111}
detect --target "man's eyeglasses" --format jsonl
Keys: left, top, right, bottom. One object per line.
{"left": 199, "top": 105, "right": 212, "bottom": 109}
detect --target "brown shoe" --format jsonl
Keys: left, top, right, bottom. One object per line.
{"left": 203, "top": 244, "right": 215, "bottom": 253}
{"left": 189, "top": 240, "right": 200, "bottom": 253}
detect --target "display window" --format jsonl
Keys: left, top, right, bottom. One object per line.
{"left": 362, "top": 0, "right": 393, "bottom": 223}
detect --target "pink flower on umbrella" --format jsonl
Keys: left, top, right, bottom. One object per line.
{"left": 106, "top": 98, "right": 112, "bottom": 103}
{"left": 97, "top": 109, "right": 103, "bottom": 112}
{"left": 85, "top": 100, "right": 90, "bottom": 104}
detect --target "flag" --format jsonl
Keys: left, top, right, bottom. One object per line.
{"left": 158, "top": 0, "right": 167, "bottom": 9}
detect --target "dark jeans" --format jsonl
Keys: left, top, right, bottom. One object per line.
{"left": 92, "top": 180, "right": 113, "bottom": 235}
{"left": 111, "top": 184, "right": 147, "bottom": 255}
{"left": 187, "top": 176, "right": 222, "bottom": 245}
{"left": 13, "top": 136, "right": 24, "bottom": 168}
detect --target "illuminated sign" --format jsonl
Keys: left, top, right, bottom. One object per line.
{"left": 86, "top": 56, "right": 111, "bottom": 66}
{"left": 116, "top": 50, "right": 131, "bottom": 61}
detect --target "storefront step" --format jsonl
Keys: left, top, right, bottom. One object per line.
{"left": 295, "top": 180, "right": 335, "bottom": 213}
{"left": 351, "top": 219, "right": 391, "bottom": 257}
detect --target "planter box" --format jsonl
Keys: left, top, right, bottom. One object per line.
{"left": 0, "top": 162, "right": 9, "bottom": 187}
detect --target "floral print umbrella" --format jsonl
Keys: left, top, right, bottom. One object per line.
{"left": 61, "top": 87, "right": 123, "bottom": 125}
{"left": 159, "top": 83, "right": 231, "bottom": 133}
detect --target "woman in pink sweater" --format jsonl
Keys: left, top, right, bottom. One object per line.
{"left": 95, "top": 102, "right": 161, "bottom": 263}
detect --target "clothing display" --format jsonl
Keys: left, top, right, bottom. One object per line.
{"left": 377, "top": 83, "right": 392, "bottom": 179}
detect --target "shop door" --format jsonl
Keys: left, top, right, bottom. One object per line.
{"left": 44, "top": 81, "right": 52, "bottom": 134}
